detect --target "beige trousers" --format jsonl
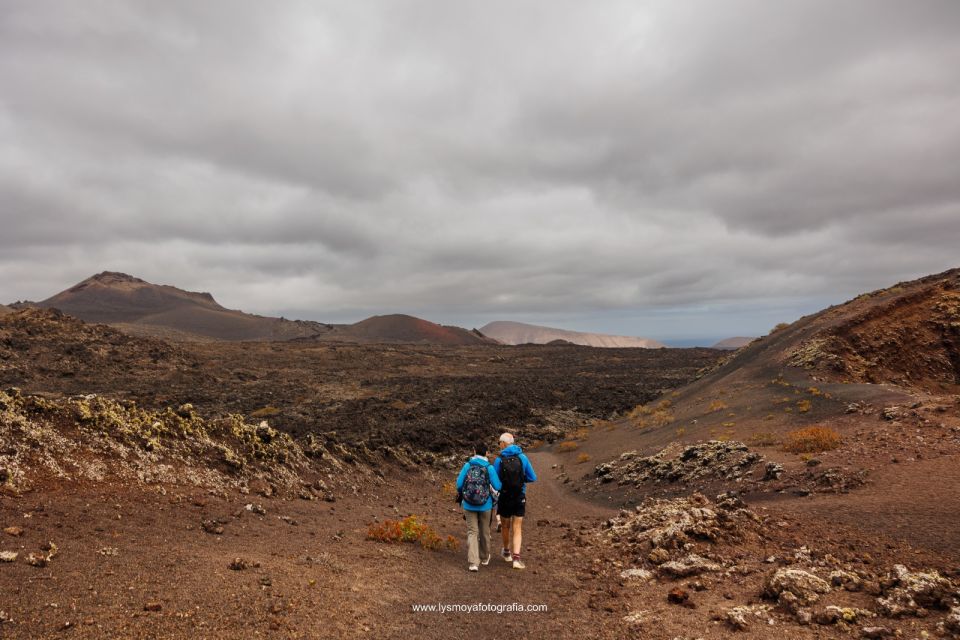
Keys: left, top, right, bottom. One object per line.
{"left": 464, "top": 509, "right": 491, "bottom": 566}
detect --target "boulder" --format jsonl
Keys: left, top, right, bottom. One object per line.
{"left": 658, "top": 554, "right": 722, "bottom": 578}
{"left": 876, "top": 564, "right": 957, "bottom": 617}
{"left": 764, "top": 568, "right": 831, "bottom": 606}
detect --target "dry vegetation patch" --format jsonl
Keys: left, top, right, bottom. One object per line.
{"left": 782, "top": 426, "right": 842, "bottom": 454}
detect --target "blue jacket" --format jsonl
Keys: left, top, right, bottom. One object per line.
{"left": 456, "top": 455, "right": 502, "bottom": 512}
{"left": 493, "top": 445, "right": 537, "bottom": 493}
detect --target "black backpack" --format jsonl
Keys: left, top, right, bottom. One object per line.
{"left": 500, "top": 456, "right": 524, "bottom": 492}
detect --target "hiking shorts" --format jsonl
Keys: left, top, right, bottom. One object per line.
{"left": 497, "top": 490, "right": 526, "bottom": 518}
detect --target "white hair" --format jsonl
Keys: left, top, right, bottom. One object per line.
{"left": 499, "top": 432, "right": 514, "bottom": 444}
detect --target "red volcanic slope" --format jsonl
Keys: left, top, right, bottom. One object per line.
{"left": 319, "top": 314, "right": 498, "bottom": 346}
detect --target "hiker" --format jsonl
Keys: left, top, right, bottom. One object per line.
{"left": 493, "top": 432, "right": 537, "bottom": 570}
{"left": 456, "top": 441, "right": 502, "bottom": 572}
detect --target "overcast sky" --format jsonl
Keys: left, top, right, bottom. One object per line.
{"left": 1, "top": 1, "right": 958, "bottom": 342}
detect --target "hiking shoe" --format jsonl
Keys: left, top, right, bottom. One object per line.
{"left": 468, "top": 564, "right": 479, "bottom": 572}
{"left": 512, "top": 559, "right": 526, "bottom": 570}
{"left": 481, "top": 555, "right": 491, "bottom": 566}
{"left": 501, "top": 549, "right": 513, "bottom": 562}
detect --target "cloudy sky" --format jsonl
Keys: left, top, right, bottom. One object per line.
{"left": 1, "top": 1, "right": 958, "bottom": 343}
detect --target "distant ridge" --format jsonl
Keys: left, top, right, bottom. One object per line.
{"left": 314, "top": 314, "right": 499, "bottom": 346}
{"left": 0, "top": 304, "right": 11, "bottom": 316}
{"left": 480, "top": 321, "right": 664, "bottom": 348}
{"left": 711, "top": 336, "right": 756, "bottom": 350}
{"left": 31, "top": 272, "right": 332, "bottom": 342}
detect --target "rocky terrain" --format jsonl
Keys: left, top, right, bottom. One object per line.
{"left": 0, "top": 308, "right": 718, "bottom": 458}
{"left": 480, "top": 320, "right": 665, "bottom": 348}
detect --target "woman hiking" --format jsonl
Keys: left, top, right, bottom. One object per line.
{"left": 455, "top": 441, "right": 502, "bottom": 572}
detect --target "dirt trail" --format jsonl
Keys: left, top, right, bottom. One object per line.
{"left": 371, "top": 450, "right": 619, "bottom": 639}
{"left": 0, "top": 451, "right": 622, "bottom": 639}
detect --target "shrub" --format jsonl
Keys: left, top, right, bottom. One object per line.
{"left": 440, "top": 480, "right": 457, "bottom": 499}
{"left": 797, "top": 399, "right": 812, "bottom": 413}
{"left": 628, "top": 404, "right": 654, "bottom": 419}
{"left": 249, "top": 406, "right": 281, "bottom": 418}
{"left": 771, "top": 322, "right": 791, "bottom": 333}
{"left": 367, "top": 515, "right": 458, "bottom": 551}
{"left": 570, "top": 427, "right": 591, "bottom": 440}
{"left": 650, "top": 410, "right": 674, "bottom": 427}
{"left": 708, "top": 400, "right": 728, "bottom": 412}
{"left": 557, "top": 441, "right": 579, "bottom": 453}
{"left": 576, "top": 453, "right": 591, "bottom": 464}
{"left": 782, "top": 427, "right": 841, "bottom": 454}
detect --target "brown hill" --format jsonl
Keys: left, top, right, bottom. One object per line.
{"left": 0, "top": 303, "right": 11, "bottom": 316}
{"left": 34, "top": 272, "right": 332, "bottom": 342}
{"left": 315, "top": 314, "right": 499, "bottom": 346}
{"left": 480, "top": 320, "right": 664, "bottom": 348}
{"left": 711, "top": 336, "right": 756, "bottom": 350}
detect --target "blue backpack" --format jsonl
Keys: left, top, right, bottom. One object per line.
{"left": 462, "top": 465, "right": 491, "bottom": 506}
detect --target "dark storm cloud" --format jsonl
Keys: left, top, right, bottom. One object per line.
{"left": 1, "top": 1, "right": 958, "bottom": 338}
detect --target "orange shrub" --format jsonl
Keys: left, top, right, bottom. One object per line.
{"left": 557, "top": 441, "right": 579, "bottom": 453}
{"left": 367, "top": 515, "right": 458, "bottom": 551}
{"left": 576, "top": 453, "right": 591, "bottom": 464}
{"left": 708, "top": 400, "right": 728, "bottom": 412}
{"left": 782, "top": 426, "right": 841, "bottom": 454}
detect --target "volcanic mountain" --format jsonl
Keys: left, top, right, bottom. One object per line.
{"left": 315, "top": 314, "right": 498, "bottom": 346}
{"left": 31, "top": 272, "right": 332, "bottom": 342}
{"left": 480, "top": 320, "right": 664, "bottom": 348}
{"left": 711, "top": 336, "right": 756, "bottom": 350}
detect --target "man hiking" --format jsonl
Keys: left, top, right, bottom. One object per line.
{"left": 493, "top": 432, "right": 537, "bottom": 570}
{"left": 456, "top": 441, "right": 502, "bottom": 572}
